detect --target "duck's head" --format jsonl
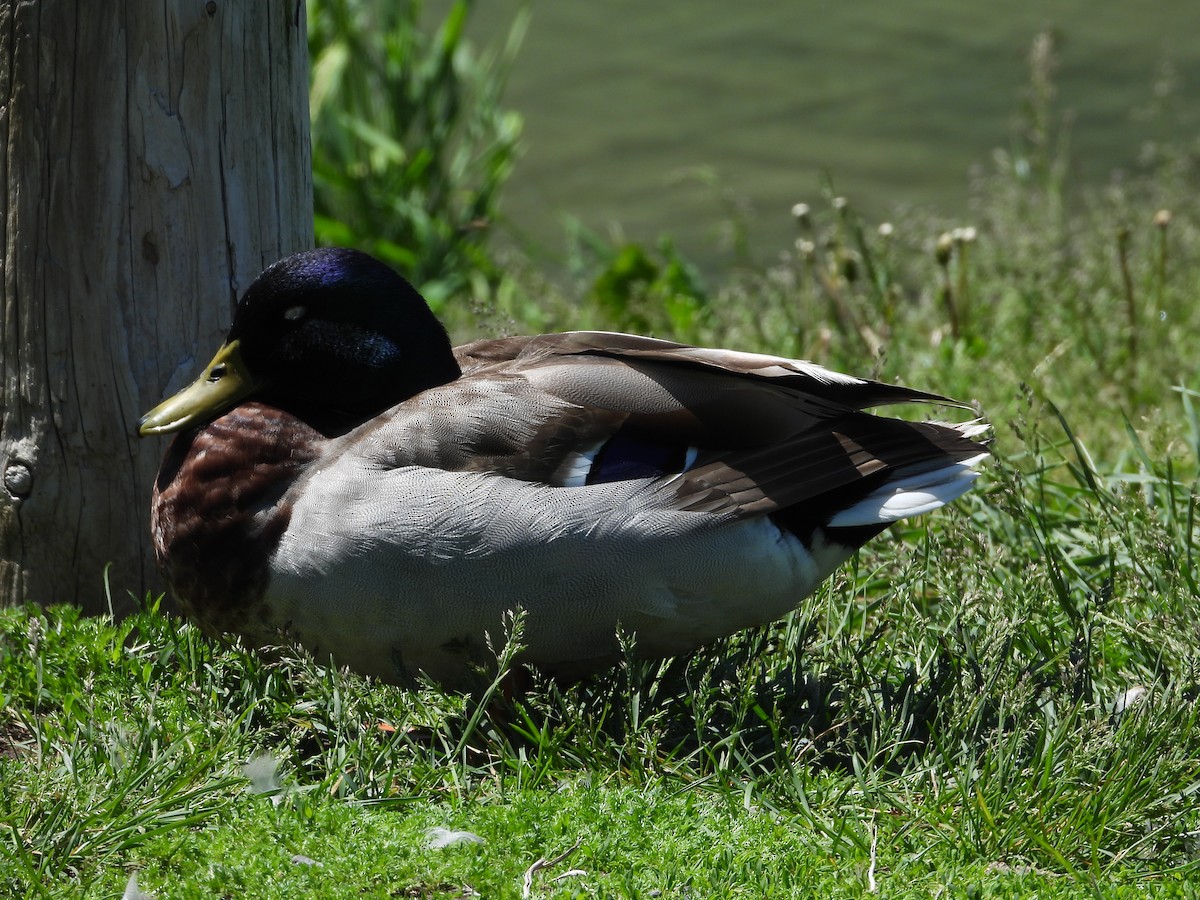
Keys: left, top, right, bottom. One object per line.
{"left": 138, "top": 249, "right": 460, "bottom": 437}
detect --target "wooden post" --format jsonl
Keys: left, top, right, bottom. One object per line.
{"left": 0, "top": 1, "right": 312, "bottom": 613}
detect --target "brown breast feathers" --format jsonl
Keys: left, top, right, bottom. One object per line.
{"left": 150, "top": 402, "right": 323, "bottom": 636}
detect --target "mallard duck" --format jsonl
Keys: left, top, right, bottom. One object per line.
{"left": 139, "top": 248, "right": 987, "bottom": 688}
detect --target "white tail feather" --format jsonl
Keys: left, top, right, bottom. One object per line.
{"left": 827, "top": 452, "right": 987, "bottom": 527}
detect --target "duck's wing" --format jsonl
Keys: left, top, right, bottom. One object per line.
{"left": 368, "top": 331, "right": 988, "bottom": 525}
{"left": 455, "top": 331, "right": 963, "bottom": 409}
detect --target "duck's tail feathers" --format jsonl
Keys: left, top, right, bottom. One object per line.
{"left": 950, "top": 418, "right": 991, "bottom": 441}
{"left": 827, "top": 444, "right": 987, "bottom": 528}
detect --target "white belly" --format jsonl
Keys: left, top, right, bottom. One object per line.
{"left": 264, "top": 464, "right": 851, "bottom": 686}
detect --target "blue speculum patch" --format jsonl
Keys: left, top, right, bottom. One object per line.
{"left": 586, "top": 430, "right": 689, "bottom": 485}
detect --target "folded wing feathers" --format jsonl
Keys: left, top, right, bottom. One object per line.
{"left": 451, "top": 331, "right": 988, "bottom": 528}
{"left": 675, "top": 413, "right": 988, "bottom": 525}
{"left": 565, "top": 333, "right": 960, "bottom": 410}
{"left": 458, "top": 332, "right": 966, "bottom": 412}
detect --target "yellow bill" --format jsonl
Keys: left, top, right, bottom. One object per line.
{"left": 138, "top": 340, "right": 258, "bottom": 436}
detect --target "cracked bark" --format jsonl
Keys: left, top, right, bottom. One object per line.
{"left": 0, "top": 1, "right": 312, "bottom": 611}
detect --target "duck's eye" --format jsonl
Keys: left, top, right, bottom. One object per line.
{"left": 283, "top": 305, "right": 306, "bottom": 321}
{"left": 207, "top": 363, "right": 227, "bottom": 383}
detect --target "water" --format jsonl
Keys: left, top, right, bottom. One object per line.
{"left": 461, "top": 1, "right": 1197, "bottom": 264}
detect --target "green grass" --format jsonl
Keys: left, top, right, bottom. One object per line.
{"left": 308, "top": 0, "right": 526, "bottom": 306}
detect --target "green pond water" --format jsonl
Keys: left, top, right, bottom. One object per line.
{"left": 460, "top": 1, "right": 1198, "bottom": 265}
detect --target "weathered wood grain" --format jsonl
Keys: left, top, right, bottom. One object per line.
{"left": 0, "top": 1, "right": 312, "bottom": 611}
